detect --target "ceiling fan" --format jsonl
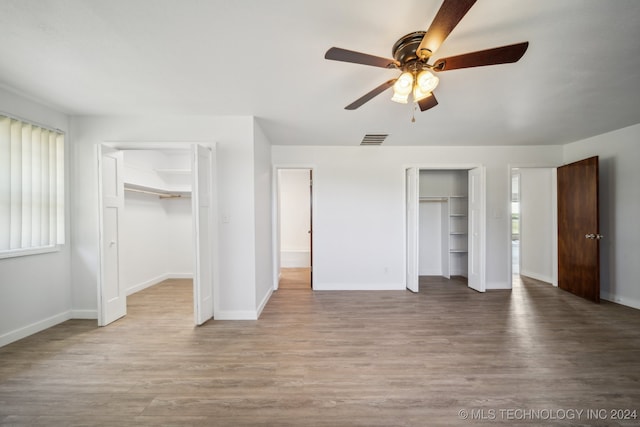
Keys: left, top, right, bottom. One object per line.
{"left": 325, "top": 0, "right": 529, "bottom": 112}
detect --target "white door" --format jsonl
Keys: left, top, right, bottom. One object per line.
{"left": 406, "top": 167, "right": 419, "bottom": 292}
{"left": 98, "top": 146, "right": 126, "bottom": 326}
{"left": 468, "top": 167, "right": 486, "bottom": 292}
{"left": 192, "top": 144, "right": 215, "bottom": 325}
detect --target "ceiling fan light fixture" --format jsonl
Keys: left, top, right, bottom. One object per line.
{"left": 416, "top": 70, "right": 439, "bottom": 93}
{"left": 413, "top": 87, "right": 433, "bottom": 102}
{"left": 391, "top": 72, "right": 413, "bottom": 103}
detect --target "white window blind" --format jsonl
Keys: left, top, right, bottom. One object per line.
{"left": 0, "top": 115, "right": 65, "bottom": 256}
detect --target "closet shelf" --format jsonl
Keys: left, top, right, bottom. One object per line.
{"left": 124, "top": 182, "right": 190, "bottom": 199}
{"left": 154, "top": 168, "right": 191, "bottom": 175}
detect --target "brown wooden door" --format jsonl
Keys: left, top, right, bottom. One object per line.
{"left": 557, "top": 156, "right": 600, "bottom": 302}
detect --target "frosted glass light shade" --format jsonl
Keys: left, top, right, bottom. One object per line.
{"left": 391, "top": 72, "right": 413, "bottom": 104}
{"left": 416, "top": 70, "right": 439, "bottom": 93}
{"left": 413, "top": 86, "right": 433, "bottom": 102}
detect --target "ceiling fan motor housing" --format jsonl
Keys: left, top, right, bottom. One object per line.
{"left": 392, "top": 31, "right": 430, "bottom": 69}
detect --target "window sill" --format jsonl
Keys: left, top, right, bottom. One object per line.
{"left": 0, "top": 245, "right": 62, "bottom": 259}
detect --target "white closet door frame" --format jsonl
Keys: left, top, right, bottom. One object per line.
{"left": 97, "top": 145, "right": 126, "bottom": 326}
{"left": 405, "top": 164, "right": 485, "bottom": 293}
{"left": 192, "top": 143, "right": 217, "bottom": 325}
{"left": 468, "top": 167, "right": 486, "bottom": 292}
{"left": 405, "top": 167, "right": 420, "bottom": 292}
{"left": 97, "top": 142, "right": 218, "bottom": 327}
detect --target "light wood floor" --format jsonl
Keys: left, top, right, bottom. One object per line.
{"left": 278, "top": 267, "right": 311, "bottom": 290}
{"left": 1, "top": 276, "right": 640, "bottom": 426}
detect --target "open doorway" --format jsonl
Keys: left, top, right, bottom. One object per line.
{"left": 511, "top": 172, "right": 521, "bottom": 278}
{"left": 509, "top": 167, "right": 558, "bottom": 288}
{"left": 276, "top": 168, "right": 313, "bottom": 290}
{"left": 121, "top": 149, "right": 193, "bottom": 300}
{"left": 406, "top": 166, "right": 486, "bottom": 293}
{"left": 98, "top": 143, "right": 216, "bottom": 326}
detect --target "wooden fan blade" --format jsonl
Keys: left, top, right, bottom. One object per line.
{"left": 345, "top": 79, "right": 396, "bottom": 110}
{"left": 325, "top": 47, "right": 399, "bottom": 69}
{"left": 417, "top": 0, "right": 477, "bottom": 58}
{"left": 433, "top": 42, "right": 529, "bottom": 71}
{"left": 418, "top": 93, "right": 439, "bottom": 112}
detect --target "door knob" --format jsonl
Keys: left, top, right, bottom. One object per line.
{"left": 585, "top": 234, "right": 604, "bottom": 240}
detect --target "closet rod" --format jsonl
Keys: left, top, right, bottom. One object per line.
{"left": 124, "top": 187, "right": 189, "bottom": 199}
{"left": 419, "top": 197, "right": 448, "bottom": 203}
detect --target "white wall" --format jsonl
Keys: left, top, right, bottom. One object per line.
{"left": 563, "top": 124, "right": 640, "bottom": 309}
{"left": 70, "top": 115, "right": 270, "bottom": 320}
{"left": 519, "top": 168, "right": 556, "bottom": 284}
{"left": 420, "top": 170, "right": 468, "bottom": 196}
{"left": 165, "top": 197, "right": 194, "bottom": 275}
{"left": 0, "top": 88, "right": 73, "bottom": 347}
{"left": 122, "top": 194, "right": 193, "bottom": 295}
{"left": 253, "top": 121, "right": 273, "bottom": 316}
{"left": 279, "top": 169, "right": 311, "bottom": 268}
{"left": 271, "top": 145, "right": 563, "bottom": 291}
{"left": 121, "top": 150, "right": 193, "bottom": 295}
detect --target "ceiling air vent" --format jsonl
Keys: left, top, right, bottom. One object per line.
{"left": 360, "top": 134, "right": 388, "bottom": 146}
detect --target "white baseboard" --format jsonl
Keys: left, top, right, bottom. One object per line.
{"left": 419, "top": 270, "right": 443, "bottom": 276}
{"left": 215, "top": 310, "right": 259, "bottom": 320}
{"left": 280, "top": 250, "right": 310, "bottom": 268}
{"left": 127, "top": 272, "right": 194, "bottom": 295}
{"left": 601, "top": 292, "right": 640, "bottom": 310}
{"left": 256, "top": 287, "right": 273, "bottom": 319}
{"left": 313, "top": 282, "right": 405, "bottom": 291}
{"left": 0, "top": 311, "right": 71, "bottom": 348}
{"left": 486, "top": 281, "right": 512, "bottom": 290}
{"left": 71, "top": 309, "right": 98, "bottom": 319}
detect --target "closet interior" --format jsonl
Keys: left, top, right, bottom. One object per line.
{"left": 121, "top": 150, "right": 194, "bottom": 296}
{"left": 418, "top": 170, "right": 469, "bottom": 280}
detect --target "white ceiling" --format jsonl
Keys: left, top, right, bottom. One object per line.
{"left": 1, "top": 0, "right": 639, "bottom": 147}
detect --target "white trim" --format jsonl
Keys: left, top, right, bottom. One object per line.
{"left": 313, "top": 282, "right": 405, "bottom": 291}
{"left": 601, "top": 293, "right": 640, "bottom": 310}
{"left": 71, "top": 309, "right": 98, "bottom": 319}
{"left": 102, "top": 141, "right": 213, "bottom": 150}
{"left": 486, "top": 281, "right": 512, "bottom": 290}
{"left": 256, "top": 287, "right": 273, "bottom": 319}
{"left": 0, "top": 245, "right": 61, "bottom": 259}
{"left": 126, "top": 273, "right": 194, "bottom": 296}
{"left": 96, "top": 144, "right": 106, "bottom": 326}
{"left": 0, "top": 311, "right": 71, "bottom": 348}
{"left": 215, "top": 310, "right": 259, "bottom": 320}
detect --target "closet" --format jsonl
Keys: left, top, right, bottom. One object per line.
{"left": 121, "top": 150, "right": 194, "bottom": 295}
{"left": 418, "top": 170, "right": 468, "bottom": 280}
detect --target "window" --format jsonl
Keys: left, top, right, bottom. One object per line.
{"left": 0, "top": 115, "right": 65, "bottom": 258}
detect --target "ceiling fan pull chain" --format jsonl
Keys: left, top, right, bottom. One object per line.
{"left": 411, "top": 103, "right": 417, "bottom": 123}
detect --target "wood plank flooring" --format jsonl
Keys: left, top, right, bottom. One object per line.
{"left": 1, "top": 276, "right": 640, "bottom": 426}
{"left": 278, "top": 267, "right": 311, "bottom": 290}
